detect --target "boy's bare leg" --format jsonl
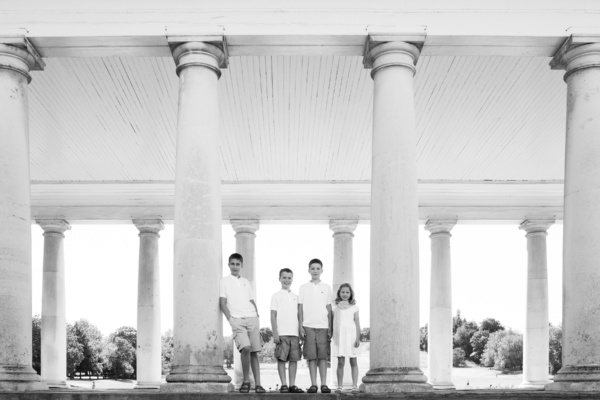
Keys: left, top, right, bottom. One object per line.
{"left": 318, "top": 359, "right": 328, "bottom": 386}
{"left": 250, "top": 352, "right": 261, "bottom": 386}
{"left": 240, "top": 347, "right": 251, "bottom": 383}
{"left": 308, "top": 359, "right": 318, "bottom": 386}
{"left": 288, "top": 361, "right": 297, "bottom": 386}
{"left": 350, "top": 357, "right": 358, "bottom": 387}
{"left": 336, "top": 356, "right": 345, "bottom": 388}
{"left": 277, "top": 360, "right": 287, "bottom": 386}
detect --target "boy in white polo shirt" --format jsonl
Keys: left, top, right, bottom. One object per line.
{"left": 299, "top": 258, "right": 333, "bottom": 394}
{"left": 219, "top": 253, "right": 265, "bottom": 394}
{"left": 270, "top": 268, "right": 304, "bottom": 394}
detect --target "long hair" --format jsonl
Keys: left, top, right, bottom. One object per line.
{"left": 335, "top": 283, "right": 356, "bottom": 305}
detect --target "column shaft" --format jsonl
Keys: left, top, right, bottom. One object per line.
{"left": 548, "top": 40, "right": 600, "bottom": 391}
{"left": 425, "top": 220, "right": 456, "bottom": 390}
{"left": 134, "top": 220, "right": 164, "bottom": 389}
{"left": 38, "top": 220, "right": 71, "bottom": 388}
{"left": 362, "top": 41, "right": 431, "bottom": 393}
{"left": 164, "top": 42, "right": 231, "bottom": 392}
{"left": 0, "top": 44, "right": 46, "bottom": 392}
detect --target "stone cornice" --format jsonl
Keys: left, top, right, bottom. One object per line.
{"left": 133, "top": 219, "right": 165, "bottom": 235}
{"left": 550, "top": 33, "right": 600, "bottom": 79}
{"left": 0, "top": 37, "right": 44, "bottom": 83}
{"left": 36, "top": 219, "right": 71, "bottom": 235}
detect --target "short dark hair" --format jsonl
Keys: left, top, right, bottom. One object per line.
{"left": 279, "top": 268, "right": 293, "bottom": 277}
{"left": 308, "top": 258, "right": 323, "bottom": 268}
{"left": 228, "top": 253, "right": 243, "bottom": 263}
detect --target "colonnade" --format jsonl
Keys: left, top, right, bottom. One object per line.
{"left": 1, "top": 34, "right": 600, "bottom": 392}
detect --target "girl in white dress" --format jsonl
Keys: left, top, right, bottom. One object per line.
{"left": 331, "top": 283, "right": 361, "bottom": 393}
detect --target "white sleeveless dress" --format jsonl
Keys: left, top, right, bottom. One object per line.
{"left": 331, "top": 303, "right": 359, "bottom": 358}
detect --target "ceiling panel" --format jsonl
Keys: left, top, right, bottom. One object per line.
{"left": 28, "top": 54, "right": 567, "bottom": 183}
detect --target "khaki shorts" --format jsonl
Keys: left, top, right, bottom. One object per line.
{"left": 231, "top": 317, "right": 263, "bottom": 352}
{"left": 303, "top": 327, "right": 330, "bottom": 360}
{"left": 275, "top": 336, "right": 301, "bottom": 362}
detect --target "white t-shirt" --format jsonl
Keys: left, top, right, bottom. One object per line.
{"left": 270, "top": 289, "right": 299, "bottom": 337}
{"left": 219, "top": 275, "right": 257, "bottom": 318}
{"left": 298, "top": 281, "right": 333, "bottom": 329}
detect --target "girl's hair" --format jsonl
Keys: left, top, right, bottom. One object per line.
{"left": 335, "top": 283, "right": 356, "bottom": 305}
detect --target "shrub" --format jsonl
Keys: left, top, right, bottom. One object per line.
{"left": 258, "top": 339, "right": 276, "bottom": 363}
{"left": 470, "top": 330, "right": 490, "bottom": 364}
{"left": 453, "top": 348, "right": 466, "bottom": 367}
{"left": 223, "top": 335, "right": 234, "bottom": 368}
{"left": 420, "top": 324, "right": 428, "bottom": 352}
{"left": 549, "top": 324, "right": 562, "bottom": 375}
{"left": 482, "top": 329, "right": 523, "bottom": 370}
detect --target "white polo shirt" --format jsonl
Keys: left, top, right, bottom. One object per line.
{"left": 219, "top": 274, "right": 257, "bottom": 318}
{"left": 270, "top": 289, "right": 299, "bottom": 337}
{"left": 298, "top": 281, "right": 333, "bottom": 329}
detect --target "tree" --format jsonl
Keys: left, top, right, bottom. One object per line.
{"left": 481, "top": 329, "right": 523, "bottom": 370}
{"left": 103, "top": 336, "right": 135, "bottom": 378}
{"left": 67, "top": 323, "right": 84, "bottom": 378}
{"left": 258, "top": 339, "right": 276, "bottom": 363}
{"left": 360, "top": 327, "right": 370, "bottom": 342}
{"left": 259, "top": 327, "right": 273, "bottom": 343}
{"left": 107, "top": 326, "right": 137, "bottom": 378}
{"left": 453, "top": 348, "right": 466, "bottom": 367}
{"left": 453, "top": 325, "right": 475, "bottom": 361}
{"left": 480, "top": 318, "right": 504, "bottom": 334}
{"left": 223, "top": 335, "right": 234, "bottom": 369}
{"left": 470, "top": 330, "right": 490, "bottom": 363}
{"left": 549, "top": 324, "right": 562, "bottom": 375}
{"left": 419, "top": 324, "right": 428, "bottom": 352}
{"left": 452, "top": 309, "right": 465, "bottom": 334}
{"left": 32, "top": 315, "right": 42, "bottom": 375}
{"left": 161, "top": 329, "right": 174, "bottom": 375}
{"left": 73, "top": 319, "right": 104, "bottom": 376}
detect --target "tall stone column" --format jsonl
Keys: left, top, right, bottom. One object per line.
{"left": 163, "top": 41, "right": 231, "bottom": 393}
{"left": 230, "top": 219, "right": 259, "bottom": 387}
{"left": 361, "top": 40, "right": 431, "bottom": 393}
{"left": 548, "top": 37, "right": 600, "bottom": 391}
{"left": 330, "top": 219, "right": 358, "bottom": 293}
{"left": 133, "top": 219, "right": 164, "bottom": 389}
{"left": 425, "top": 219, "right": 456, "bottom": 390}
{"left": 0, "top": 42, "right": 47, "bottom": 392}
{"left": 37, "top": 220, "right": 71, "bottom": 388}
{"left": 519, "top": 219, "right": 553, "bottom": 389}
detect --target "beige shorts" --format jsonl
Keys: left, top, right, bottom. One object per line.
{"left": 231, "top": 316, "right": 263, "bottom": 352}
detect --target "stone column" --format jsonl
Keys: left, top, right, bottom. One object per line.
{"left": 133, "top": 219, "right": 164, "bottom": 389}
{"left": 425, "top": 219, "right": 456, "bottom": 390}
{"left": 519, "top": 219, "right": 553, "bottom": 389}
{"left": 0, "top": 42, "right": 47, "bottom": 392}
{"left": 330, "top": 219, "right": 359, "bottom": 294}
{"left": 230, "top": 219, "right": 259, "bottom": 387}
{"left": 548, "top": 37, "right": 600, "bottom": 391}
{"left": 163, "top": 41, "right": 231, "bottom": 393}
{"left": 37, "top": 220, "right": 71, "bottom": 388}
{"left": 361, "top": 41, "right": 431, "bottom": 393}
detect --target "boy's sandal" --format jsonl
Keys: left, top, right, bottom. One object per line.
{"left": 321, "top": 385, "right": 332, "bottom": 393}
{"left": 239, "top": 382, "right": 251, "bottom": 393}
{"left": 279, "top": 385, "right": 289, "bottom": 393}
{"left": 255, "top": 385, "right": 266, "bottom": 394}
{"left": 289, "top": 385, "right": 304, "bottom": 393}
{"left": 351, "top": 386, "right": 360, "bottom": 394}
{"left": 335, "top": 386, "right": 343, "bottom": 393}
{"left": 307, "top": 385, "right": 318, "bottom": 393}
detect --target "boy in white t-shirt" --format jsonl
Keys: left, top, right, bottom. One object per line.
{"left": 270, "top": 268, "right": 304, "bottom": 393}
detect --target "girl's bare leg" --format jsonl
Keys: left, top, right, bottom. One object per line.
{"left": 337, "top": 356, "right": 345, "bottom": 388}
{"left": 350, "top": 357, "right": 358, "bottom": 387}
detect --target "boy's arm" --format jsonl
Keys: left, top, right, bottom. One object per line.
{"left": 250, "top": 300, "right": 259, "bottom": 317}
{"left": 271, "top": 310, "right": 280, "bottom": 343}
{"left": 326, "top": 304, "right": 333, "bottom": 339}
{"left": 219, "top": 297, "right": 231, "bottom": 322}
{"left": 354, "top": 310, "right": 361, "bottom": 347}
{"left": 298, "top": 304, "right": 305, "bottom": 338}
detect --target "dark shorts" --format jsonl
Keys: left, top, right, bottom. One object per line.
{"left": 274, "top": 336, "right": 301, "bottom": 362}
{"left": 303, "top": 327, "right": 330, "bottom": 360}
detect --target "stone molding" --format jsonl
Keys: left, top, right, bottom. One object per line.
{"left": 329, "top": 218, "right": 359, "bottom": 235}
{"left": 519, "top": 219, "right": 554, "bottom": 235}
{"left": 424, "top": 218, "right": 457, "bottom": 236}
{"left": 36, "top": 219, "right": 71, "bottom": 237}
{"left": 170, "top": 41, "right": 227, "bottom": 78}
{"left": 364, "top": 41, "right": 421, "bottom": 78}
{"left": 550, "top": 34, "right": 600, "bottom": 80}
{"left": 231, "top": 218, "right": 259, "bottom": 235}
{"left": 133, "top": 219, "right": 165, "bottom": 236}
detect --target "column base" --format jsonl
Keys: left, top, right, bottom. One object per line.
{"left": 163, "top": 365, "right": 232, "bottom": 392}
{"left": 546, "top": 365, "right": 600, "bottom": 391}
{"left": 134, "top": 381, "right": 161, "bottom": 389}
{"left": 45, "top": 380, "right": 69, "bottom": 389}
{"left": 161, "top": 383, "right": 234, "bottom": 393}
{"left": 432, "top": 382, "right": 456, "bottom": 390}
{"left": 520, "top": 380, "right": 550, "bottom": 390}
{"left": 0, "top": 365, "right": 48, "bottom": 392}
{"left": 361, "top": 367, "right": 433, "bottom": 393}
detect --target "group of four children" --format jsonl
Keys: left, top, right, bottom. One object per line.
{"left": 219, "top": 253, "right": 361, "bottom": 394}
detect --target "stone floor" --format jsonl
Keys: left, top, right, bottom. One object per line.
{"left": 2, "top": 390, "right": 600, "bottom": 400}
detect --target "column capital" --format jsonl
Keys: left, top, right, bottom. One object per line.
{"left": 36, "top": 219, "right": 71, "bottom": 236}
{"left": 231, "top": 219, "right": 259, "bottom": 235}
{"left": 133, "top": 219, "right": 165, "bottom": 235}
{"left": 0, "top": 36, "right": 45, "bottom": 83}
{"left": 519, "top": 219, "right": 555, "bottom": 235}
{"left": 424, "top": 218, "right": 457, "bottom": 236}
{"left": 170, "top": 41, "right": 227, "bottom": 78}
{"left": 363, "top": 38, "right": 422, "bottom": 78}
{"left": 550, "top": 34, "right": 600, "bottom": 80}
{"left": 329, "top": 219, "right": 359, "bottom": 235}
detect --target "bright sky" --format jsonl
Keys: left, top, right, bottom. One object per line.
{"left": 31, "top": 222, "right": 563, "bottom": 337}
